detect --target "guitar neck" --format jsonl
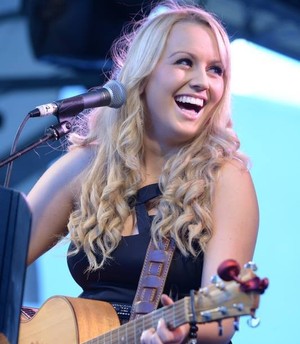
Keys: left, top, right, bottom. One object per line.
{"left": 84, "top": 298, "right": 190, "bottom": 344}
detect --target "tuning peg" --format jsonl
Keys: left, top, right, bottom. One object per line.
{"left": 233, "top": 317, "right": 240, "bottom": 331}
{"left": 233, "top": 303, "right": 244, "bottom": 312}
{"left": 210, "top": 275, "right": 226, "bottom": 290}
{"left": 217, "top": 259, "right": 241, "bottom": 282}
{"left": 218, "top": 306, "right": 228, "bottom": 315}
{"left": 210, "top": 274, "right": 220, "bottom": 284}
{"left": 217, "top": 320, "right": 223, "bottom": 336}
{"left": 199, "top": 286, "right": 209, "bottom": 296}
{"left": 201, "top": 311, "right": 212, "bottom": 321}
{"left": 247, "top": 316, "right": 261, "bottom": 328}
{"left": 244, "top": 261, "right": 258, "bottom": 271}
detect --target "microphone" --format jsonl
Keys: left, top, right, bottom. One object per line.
{"left": 28, "top": 80, "right": 126, "bottom": 118}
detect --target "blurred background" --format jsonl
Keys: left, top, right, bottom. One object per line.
{"left": 1, "top": 0, "right": 300, "bottom": 343}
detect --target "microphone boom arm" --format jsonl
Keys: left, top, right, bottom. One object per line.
{"left": 0, "top": 121, "right": 72, "bottom": 168}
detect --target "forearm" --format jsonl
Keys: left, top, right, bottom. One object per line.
{"left": 182, "top": 319, "right": 234, "bottom": 344}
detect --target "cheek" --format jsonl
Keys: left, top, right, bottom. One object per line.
{"left": 211, "top": 80, "right": 225, "bottom": 103}
{"left": 144, "top": 74, "right": 171, "bottom": 114}
{"left": 145, "top": 83, "right": 158, "bottom": 110}
{"left": 144, "top": 85, "right": 161, "bottom": 122}
{"left": 146, "top": 65, "right": 176, "bottom": 95}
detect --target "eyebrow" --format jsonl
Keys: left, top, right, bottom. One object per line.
{"left": 168, "top": 51, "right": 190, "bottom": 58}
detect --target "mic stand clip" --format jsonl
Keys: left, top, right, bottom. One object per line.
{"left": 0, "top": 120, "right": 72, "bottom": 168}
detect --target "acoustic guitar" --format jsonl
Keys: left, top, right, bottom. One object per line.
{"left": 18, "top": 260, "right": 268, "bottom": 344}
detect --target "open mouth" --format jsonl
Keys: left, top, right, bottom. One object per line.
{"left": 175, "top": 95, "right": 205, "bottom": 115}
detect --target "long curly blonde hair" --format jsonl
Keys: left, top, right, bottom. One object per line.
{"left": 67, "top": 0, "right": 248, "bottom": 271}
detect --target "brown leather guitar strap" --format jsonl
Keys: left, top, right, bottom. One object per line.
{"left": 129, "top": 237, "right": 176, "bottom": 320}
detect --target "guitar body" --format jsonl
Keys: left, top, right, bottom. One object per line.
{"left": 18, "top": 296, "right": 120, "bottom": 344}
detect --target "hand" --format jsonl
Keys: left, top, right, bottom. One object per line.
{"left": 140, "top": 294, "right": 189, "bottom": 344}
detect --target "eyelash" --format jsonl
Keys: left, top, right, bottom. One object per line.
{"left": 176, "top": 58, "right": 193, "bottom": 67}
{"left": 175, "top": 58, "right": 224, "bottom": 76}
{"left": 210, "top": 65, "right": 224, "bottom": 76}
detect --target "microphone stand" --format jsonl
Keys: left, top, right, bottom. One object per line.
{"left": 0, "top": 120, "right": 72, "bottom": 168}
{"left": 0, "top": 117, "right": 74, "bottom": 344}
{"left": 0, "top": 119, "right": 74, "bottom": 344}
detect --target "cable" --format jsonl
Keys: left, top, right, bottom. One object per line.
{"left": 3, "top": 113, "right": 30, "bottom": 188}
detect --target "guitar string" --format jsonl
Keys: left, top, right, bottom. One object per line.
{"left": 84, "top": 298, "right": 189, "bottom": 343}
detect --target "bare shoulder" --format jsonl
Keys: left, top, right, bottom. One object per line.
{"left": 55, "top": 144, "right": 95, "bottom": 165}
{"left": 219, "top": 158, "right": 250, "bottom": 176}
{"left": 50, "top": 145, "right": 96, "bottom": 189}
{"left": 212, "top": 158, "right": 258, "bottom": 233}
{"left": 52, "top": 145, "right": 96, "bottom": 175}
{"left": 216, "top": 159, "right": 254, "bottom": 190}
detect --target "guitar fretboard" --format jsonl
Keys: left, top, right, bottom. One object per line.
{"left": 84, "top": 298, "right": 190, "bottom": 344}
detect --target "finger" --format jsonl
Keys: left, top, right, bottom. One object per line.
{"left": 156, "top": 319, "right": 177, "bottom": 343}
{"left": 140, "top": 327, "right": 159, "bottom": 344}
{"left": 160, "top": 294, "right": 174, "bottom": 306}
{"left": 156, "top": 318, "right": 187, "bottom": 343}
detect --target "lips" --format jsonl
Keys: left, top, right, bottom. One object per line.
{"left": 174, "top": 95, "right": 205, "bottom": 116}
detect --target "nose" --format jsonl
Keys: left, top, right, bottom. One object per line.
{"left": 189, "top": 68, "right": 209, "bottom": 92}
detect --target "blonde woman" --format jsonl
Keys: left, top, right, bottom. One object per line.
{"left": 27, "top": 1, "right": 259, "bottom": 343}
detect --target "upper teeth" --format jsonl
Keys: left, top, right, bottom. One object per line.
{"left": 175, "top": 96, "right": 204, "bottom": 107}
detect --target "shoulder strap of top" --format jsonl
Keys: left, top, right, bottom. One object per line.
{"left": 129, "top": 183, "right": 176, "bottom": 320}
{"left": 133, "top": 183, "right": 161, "bottom": 234}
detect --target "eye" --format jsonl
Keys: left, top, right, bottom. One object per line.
{"left": 175, "top": 58, "right": 193, "bottom": 67}
{"left": 209, "top": 65, "right": 224, "bottom": 76}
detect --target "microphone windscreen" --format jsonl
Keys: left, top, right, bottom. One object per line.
{"left": 103, "top": 80, "right": 127, "bottom": 108}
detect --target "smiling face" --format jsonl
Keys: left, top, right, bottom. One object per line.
{"left": 143, "top": 20, "right": 225, "bottom": 152}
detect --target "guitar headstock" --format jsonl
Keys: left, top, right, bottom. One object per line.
{"left": 192, "top": 259, "right": 268, "bottom": 331}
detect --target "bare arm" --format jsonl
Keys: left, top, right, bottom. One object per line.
{"left": 196, "top": 160, "right": 259, "bottom": 343}
{"left": 26, "top": 146, "right": 94, "bottom": 265}
{"left": 141, "top": 160, "right": 259, "bottom": 343}
{"left": 202, "top": 161, "right": 259, "bottom": 284}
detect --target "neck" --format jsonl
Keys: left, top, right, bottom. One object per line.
{"left": 143, "top": 136, "right": 162, "bottom": 182}
{"left": 142, "top": 135, "right": 178, "bottom": 185}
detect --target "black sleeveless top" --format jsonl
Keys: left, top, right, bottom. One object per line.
{"left": 67, "top": 184, "right": 235, "bottom": 342}
{"left": 67, "top": 184, "right": 204, "bottom": 312}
